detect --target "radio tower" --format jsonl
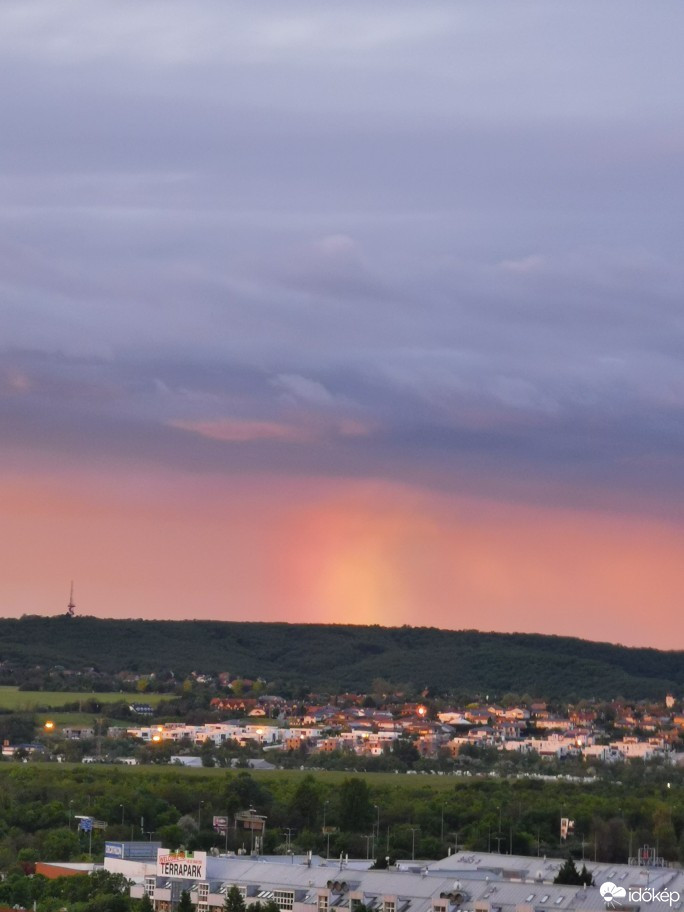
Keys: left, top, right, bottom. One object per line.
{"left": 66, "top": 581, "right": 76, "bottom": 617}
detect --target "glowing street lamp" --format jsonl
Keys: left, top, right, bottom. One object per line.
{"left": 44, "top": 720, "right": 55, "bottom": 731}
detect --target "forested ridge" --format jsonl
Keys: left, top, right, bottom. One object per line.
{"left": 0, "top": 616, "right": 682, "bottom": 699}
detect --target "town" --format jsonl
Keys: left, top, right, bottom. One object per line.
{"left": 122, "top": 687, "right": 684, "bottom": 769}
{"left": 5, "top": 671, "right": 683, "bottom": 773}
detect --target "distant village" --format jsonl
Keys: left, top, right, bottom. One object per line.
{"left": 124, "top": 690, "right": 684, "bottom": 768}
{"left": 8, "top": 667, "right": 684, "bottom": 770}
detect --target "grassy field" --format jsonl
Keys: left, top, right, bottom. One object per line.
{"left": 0, "top": 686, "right": 171, "bottom": 711}
{"left": 0, "top": 761, "right": 463, "bottom": 790}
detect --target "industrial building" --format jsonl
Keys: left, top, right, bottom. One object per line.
{"left": 101, "top": 842, "right": 684, "bottom": 912}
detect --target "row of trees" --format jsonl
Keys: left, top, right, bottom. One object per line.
{"left": 0, "top": 765, "right": 682, "bottom": 875}
{"left": 0, "top": 870, "right": 131, "bottom": 912}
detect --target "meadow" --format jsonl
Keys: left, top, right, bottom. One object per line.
{"left": 0, "top": 686, "right": 171, "bottom": 711}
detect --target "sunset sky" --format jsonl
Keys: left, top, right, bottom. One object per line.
{"left": 2, "top": 1, "right": 684, "bottom": 648}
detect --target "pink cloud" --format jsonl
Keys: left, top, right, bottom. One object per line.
{"left": 170, "top": 416, "right": 374, "bottom": 443}
{"left": 169, "top": 418, "right": 310, "bottom": 443}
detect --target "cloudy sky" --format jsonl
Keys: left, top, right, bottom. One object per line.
{"left": 2, "top": 1, "right": 683, "bottom": 647}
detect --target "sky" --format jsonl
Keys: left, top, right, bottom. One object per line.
{"left": 1, "top": 1, "right": 684, "bottom": 648}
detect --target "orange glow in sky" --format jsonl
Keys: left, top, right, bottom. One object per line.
{"left": 2, "top": 468, "right": 682, "bottom": 649}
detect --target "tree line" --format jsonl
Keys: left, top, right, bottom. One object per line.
{"left": 0, "top": 764, "right": 682, "bottom": 878}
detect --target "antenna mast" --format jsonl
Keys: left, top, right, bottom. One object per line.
{"left": 66, "top": 581, "right": 76, "bottom": 617}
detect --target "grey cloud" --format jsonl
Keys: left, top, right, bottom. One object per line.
{"left": 272, "top": 374, "right": 335, "bottom": 407}
{"left": 1, "top": 0, "right": 684, "bottom": 518}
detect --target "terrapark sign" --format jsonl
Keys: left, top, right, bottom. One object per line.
{"left": 156, "top": 849, "right": 207, "bottom": 880}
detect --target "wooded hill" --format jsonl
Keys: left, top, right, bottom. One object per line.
{"left": 0, "top": 616, "right": 681, "bottom": 700}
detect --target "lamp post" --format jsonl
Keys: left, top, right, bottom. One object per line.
{"left": 120, "top": 804, "right": 125, "bottom": 826}
{"left": 198, "top": 800, "right": 204, "bottom": 830}
{"left": 409, "top": 827, "right": 420, "bottom": 861}
{"left": 323, "top": 800, "right": 330, "bottom": 859}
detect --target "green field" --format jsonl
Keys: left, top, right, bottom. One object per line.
{"left": 0, "top": 686, "right": 171, "bottom": 711}
{"left": 2, "top": 762, "right": 462, "bottom": 790}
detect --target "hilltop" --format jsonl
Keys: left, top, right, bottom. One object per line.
{"left": 0, "top": 616, "right": 681, "bottom": 700}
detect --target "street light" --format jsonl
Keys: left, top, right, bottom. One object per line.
{"left": 495, "top": 806, "right": 503, "bottom": 853}
{"left": 120, "top": 804, "right": 125, "bottom": 826}
{"left": 283, "top": 827, "right": 296, "bottom": 854}
{"left": 409, "top": 827, "right": 420, "bottom": 861}
{"left": 323, "top": 800, "right": 331, "bottom": 860}
{"left": 198, "top": 800, "right": 205, "bottom": 830}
